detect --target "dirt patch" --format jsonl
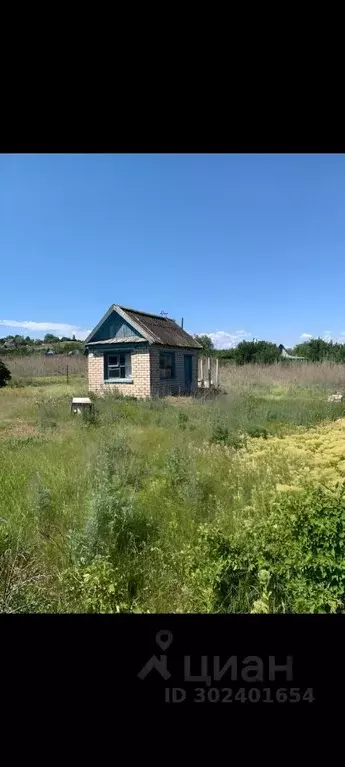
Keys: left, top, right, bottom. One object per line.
{"left": 0, "top": 421, "right": 41, "bottom": 442}
{"left": 165, "top": 396, "right": 196, "bottom": 406}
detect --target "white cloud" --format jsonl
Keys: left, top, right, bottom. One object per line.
{"left": 0, "top": 319, "right": 91, "bottom": 341}
{"left": 298, "top": 331, "right": 345, "bottom": 345}
{"left": 200, "top": 330, "right": 252, "bottom": 350}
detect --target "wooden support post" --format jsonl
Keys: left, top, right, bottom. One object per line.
{"left": 215, "top": 357, "right": 219, "bottom": 388}
{"left": 208, "top": 357, "right": 211, "bottom": 389}
{"left": 200, "top": 357, "right": 204, "bottom": 386}
{"left": 66, "top": 365, "right": 69, "bottom": 384}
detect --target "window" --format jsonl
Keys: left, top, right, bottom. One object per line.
{"left": 159, "top": 351, "right": 175, "bottom": 379}
{"left": 105, "top": 352, "right": 132, "bottom": 381}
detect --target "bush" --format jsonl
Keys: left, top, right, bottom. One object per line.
{"left": 81, "top": 405, "right": 100, "bottom": 427}
{"left": 0, "top": 359, "right": 11, "bottom": 388}
{"left": 212, "top": 484, "right": 345, "bottom": 613}
{"left": 77, "top": 437, "right": 159, "bottom": 564}
{"left": 210, "top": 420, "right": 244, "bottom": 449}
{"left": 164, "top": 447, "right": 189, "bottom": 488}
{"left": 211, "top": 421, "right": 229, "bottom": 445}
{"left": 234, "top": 340, "right": 280, "bottom": 366}
{"left": 59, "top": 556, "right": 132, "bottom": 613}
{"left": 247, "top": 426, "right": 269, "bottom": 439}
{"left": 178, "top": 411, "right": 189, "bottom": 430}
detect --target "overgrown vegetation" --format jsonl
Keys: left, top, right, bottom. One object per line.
{"left": 0, "top": 359, "right": 11, "bottom": 388}
{"left": 0, "top": 333, "right": 85, "bottom": 357}
{"left": 6, "top": 354, "right": 86, "bottom": 381}
{"left": 195, "top": 333, "right": 345, "bottom": 365}
{"left": 212, "top": 485, "right": 345, "bottom": 614}
{"left": 1, "top": 363, "right": 345, "bottom": 613}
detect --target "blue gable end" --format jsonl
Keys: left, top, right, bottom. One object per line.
{"left": 91, "top": 310, "right": 144, "bottom": 342}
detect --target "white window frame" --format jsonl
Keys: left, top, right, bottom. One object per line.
{"left": 105, "top": 352, "right": 132, "bottom": 383}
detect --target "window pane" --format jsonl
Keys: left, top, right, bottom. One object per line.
{"left": 106, "top": 352, "right": 132, "bottom": 379}
{"left": 125, "top": 355, "right": 132, "bottom": 377}
{"left": 108, "top": 367, "right": 120, "bottom": 378}
{"left": 160, "top": 352, "right": 174, "bottom": 379}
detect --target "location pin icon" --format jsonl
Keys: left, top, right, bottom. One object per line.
{"left": 156, "top": 630, "right": 173, "bottom": 651}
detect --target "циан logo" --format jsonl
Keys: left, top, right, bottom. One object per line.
{"left": 137, "top": 630, "right": 173, "bottom": 680}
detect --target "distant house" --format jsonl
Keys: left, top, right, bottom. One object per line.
{"left": 45, "top": 348, "right": 55, "bottom": 356}
{"left": 85, "top": 304, "right": 202, "bottom": 398}
{"left": 279, "top": 344, "right": 305, "bottom": 361}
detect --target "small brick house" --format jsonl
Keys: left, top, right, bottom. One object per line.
{"left": 85, "top": 305, "right": 202, "bottom": 398}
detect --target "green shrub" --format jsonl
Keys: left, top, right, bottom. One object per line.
{"left": 247, "top": 426, "right": 269, "bottom": 439}
{"left": 212, "top": 484, "right": 345, "bottom": 613}
{"left": 78, "top": 437, "right": 159, "bottom": 565}
{"left": 164, "top": 447, "right": 189, "bottom": 488}
{"left": 211, "top": 421, "right": 229, "bottom": 445}
{"left": 59, "top": 556, "right": 132, "bottom": 613}
{"left": 0, "top": 359, "right": 11, "bottom": 388}
{"left": 81, "top": 405, "right": 100, "bottom": 426}
{"left": 178, "top": 411, "right": 189, "bottom": 430}
{"left": 210, "top": 418, "right": 244, "bottom": 449}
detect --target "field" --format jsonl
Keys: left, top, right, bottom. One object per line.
{"left": 6, "top": 352, "right": 87, "bottom": 382}
{"left": 1, "top": 355, "right": 345, "bottom": 613}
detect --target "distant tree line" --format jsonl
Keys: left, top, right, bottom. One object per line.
{"left": 194, "top": 335, "right": 345, "bottom": 365}
{"left": 0, "top": 333, "right": 84, "bottom": 356}
{"left": 292, "top": 338, "right": 345, "bottom": 363}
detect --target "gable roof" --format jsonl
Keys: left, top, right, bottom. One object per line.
{"left": 85, "top": 305, "right": 202, "bottom": 349}
{"left": 279, "top": 344, "right": 305, "bottom": 360}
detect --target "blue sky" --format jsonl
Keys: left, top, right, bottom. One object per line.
{"left": 1, "top": 153, "right": 345, "bottom": 348}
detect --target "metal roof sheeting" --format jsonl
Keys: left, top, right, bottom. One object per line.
{"left": 85, "top": 304, "right": 202, "bottom": 349}
{"left": 87, "top": 336, "right": 145, "bottom": 345}
{"left": 119, "top": 307, "right": 202, "bottom": 349}
{"left": 279, "top": 345, "right": 305, "bottom": 360}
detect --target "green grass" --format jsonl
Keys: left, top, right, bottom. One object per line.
{"left": 215, "top": 384, "right": 345, "bottom": 435}
{"left": 1, "top": 371, "right": 345, "bottom": 613}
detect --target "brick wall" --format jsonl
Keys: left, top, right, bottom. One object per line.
{"left": 88, "top": 346, "right": 198, "bottom": 398}
{"left": 88, "top": 349, "right": 151, "bottom": 398}
{"left": 150, "top": 346, "right": 198, "bottom": 397}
